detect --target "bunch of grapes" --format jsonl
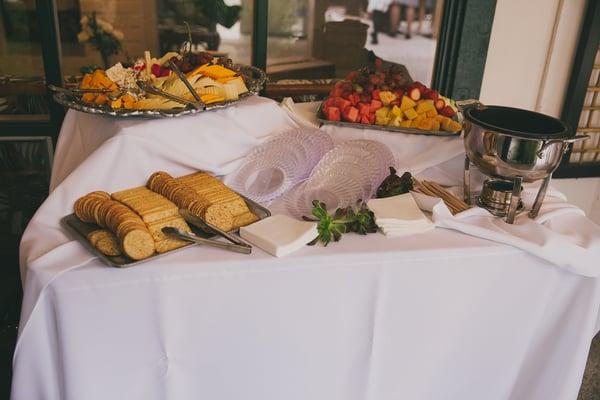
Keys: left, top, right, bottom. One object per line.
{"left": 169, "top": 51, "right": 218, "bottom": 73}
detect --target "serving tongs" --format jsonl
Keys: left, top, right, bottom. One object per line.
{"left": 162, "top": 227, "right": 251, "bottom": 254}
{"left": 48, "top": 84, "right": 127, "bottom": 101}
{"left": 136, "top": 80, "right": 203, "bottom": 110}
{"left": 179, "top": 209, "right": 253, "bottom": 249}
{"left": 166, "top": 60, "right": 205, "bottom": 109}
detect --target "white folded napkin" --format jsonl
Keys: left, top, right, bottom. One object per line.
{"left": 367, "top": 193, "right": 434, "bottom": 237}
{"left": 410, "top": 187, "right": 600, "bottom": 277}
{"left": 280, "top": 98, "right": 321, "bottom": 128}
{"left": 240, "top": 214, "right": 318, "bottom": 257}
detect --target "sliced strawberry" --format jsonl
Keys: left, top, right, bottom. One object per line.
{"left": 345, "top": 71, "right": 359, "bottom": 81}
{"left": 326, "top": 107, "right": 341, "bottom": 121}
{"left": 360, "top": 115, "right": 371, "bottom": 124}
{"left": 369, "top": 74, "right": 380, "bottom": 85}
{"left": 423, "top": 90, "right": 439, "bottom": 100}
{"left": 349, "top": 93, "right": 360, "bottom": 106}
{"left": 372, "top": 89, "right": 381, "bottom": 101}
{"left": 440, "top": 105, "right": 456, "bottom": 117}
{"left": 342, "top": 106, "right": 360, "bottom": 123}
{"left": 413, "top": 81, "right": 426, "bottom": 90}
{"left": 370, "top": 99, "right": 383, "bottom": 112}
{"left": 434, "top": 99, "right": 446, "bottom": 111}
{"left": 409, "top": 87, "right": 421, "bottom": 101}
{"left": 367, "top": 113, "right": 376, "bottom": 124}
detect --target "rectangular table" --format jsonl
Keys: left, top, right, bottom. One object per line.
{"left": 12, "top": 97, "right": 600, "bottom": 400}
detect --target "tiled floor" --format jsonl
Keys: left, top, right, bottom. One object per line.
{"left": 579, "top": 333, "right": 600, "bottom": 400}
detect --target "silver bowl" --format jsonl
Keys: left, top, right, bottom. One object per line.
{"left": 462, "top": 104, "right": 587, "bottom": 182}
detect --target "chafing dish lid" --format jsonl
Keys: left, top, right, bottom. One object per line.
{"left": 464, "top": 105, "right": 570, "bottom": 140}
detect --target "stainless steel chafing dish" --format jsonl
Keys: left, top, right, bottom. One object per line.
{"left": 460, "top": 101, "right": 588, "bottom": 223}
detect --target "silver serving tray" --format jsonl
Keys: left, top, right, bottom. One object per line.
{"left": 316, "top": 102, "right": 462, "bottom": 137}
{"left": 52, "top": 64, "right": 266, "bottom": 119}
{"left": 61, "top": 194, "right": 270, "bottom": 268}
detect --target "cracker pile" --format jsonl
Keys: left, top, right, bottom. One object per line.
{"left": 74, "top": 191, "right": 155, "bottom": 260}
{"left": 111, "top": 186, "right": 191, "bottom": 253}
{"left": 147, "top": 171, "right": 258, "bottom": 232}
{"left": 74, "top": 170, "right": 259, "bottom": 261}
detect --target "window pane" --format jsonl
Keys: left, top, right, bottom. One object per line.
{"left": 0, "top": 0, "right": 49, "bottom": 116}
{"left": 59, "top": 0, "right": 251, "bottom": 76}
{"left": 266, "top": 0, "right": 442, "bottom": 85}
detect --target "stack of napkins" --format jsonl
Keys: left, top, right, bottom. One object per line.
{"left": 367, "top": 193, "right": 434, "bottom": 237}
{"left": 240, "top": 214, "right": 318, "bottom": 257}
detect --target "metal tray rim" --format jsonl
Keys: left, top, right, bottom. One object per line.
{"left": 53, "top": 64, "right": 266, "bottom": 119}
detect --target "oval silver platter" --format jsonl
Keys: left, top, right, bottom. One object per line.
{"left": 53, "top": 64, "right": 266, "bottom": 119}
{"left": 316, "top": 102, "right": 462, "bottom": 137}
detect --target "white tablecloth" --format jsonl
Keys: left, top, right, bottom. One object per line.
{"left": 12, "top": 96, "right": 600, "bottom": 400}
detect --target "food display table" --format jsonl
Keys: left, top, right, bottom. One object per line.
{"left": 12, "top": 96, "right": 600, "bottom": 400}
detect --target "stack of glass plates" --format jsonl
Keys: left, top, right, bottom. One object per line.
{"left": 284, "top": 140, "right": 396, "bottom": 218}
{"left": 227, "top": 127, "right": 333, "bottom": 204}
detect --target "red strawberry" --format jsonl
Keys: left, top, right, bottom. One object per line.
{"left": 360, "top": 115, "right": 370, "bottom": 124}
{"left": 372, "top": 89, "right": 381, "bottom": 101}
{"left": 367, "top": 113, "right": 376, "bottom": 124}
{"left": 413, "top": 81, "right": 427, "bottom": 90}
{"left": 326, "top": 107, "right": 341, "bottom": 121}
{"left": 434, "top": 99, "right": 446, "bottom": 111}
{"left": 409, "top": 87, "right": 421, "bottom": 101}
{"left": 440, "top": 106, "right": 456, "bottom": 117}
{"left": 345, "top": 71, "right": 359, "bottom": 81}
{"left": 423, "top": 90, "right": 439, "bottom": 100}
{"left": 360, "top": 93, "right": 372, "bottom": 104}
{"left": 349, "top": 93, "right": 360, "bottom": 106}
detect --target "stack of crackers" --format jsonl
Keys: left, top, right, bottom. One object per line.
{"left": 73, "top": 170, "right": 259, "bottom": 262}
{"left": 148, "top": 171, "right": 258, "bottom": 232}
{"left": 111, "top": 186, "right": 191, "bottom": 254}
{"left": 74, "top": 191, "right": 156, "bottom": 260}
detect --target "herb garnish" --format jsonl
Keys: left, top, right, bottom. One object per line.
{"left": 303, "top": 200, "right": 378, "bottom": 246}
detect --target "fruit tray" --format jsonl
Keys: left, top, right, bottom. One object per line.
{"left": 316, "top": 102, "right": 462, "bottom": 137}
